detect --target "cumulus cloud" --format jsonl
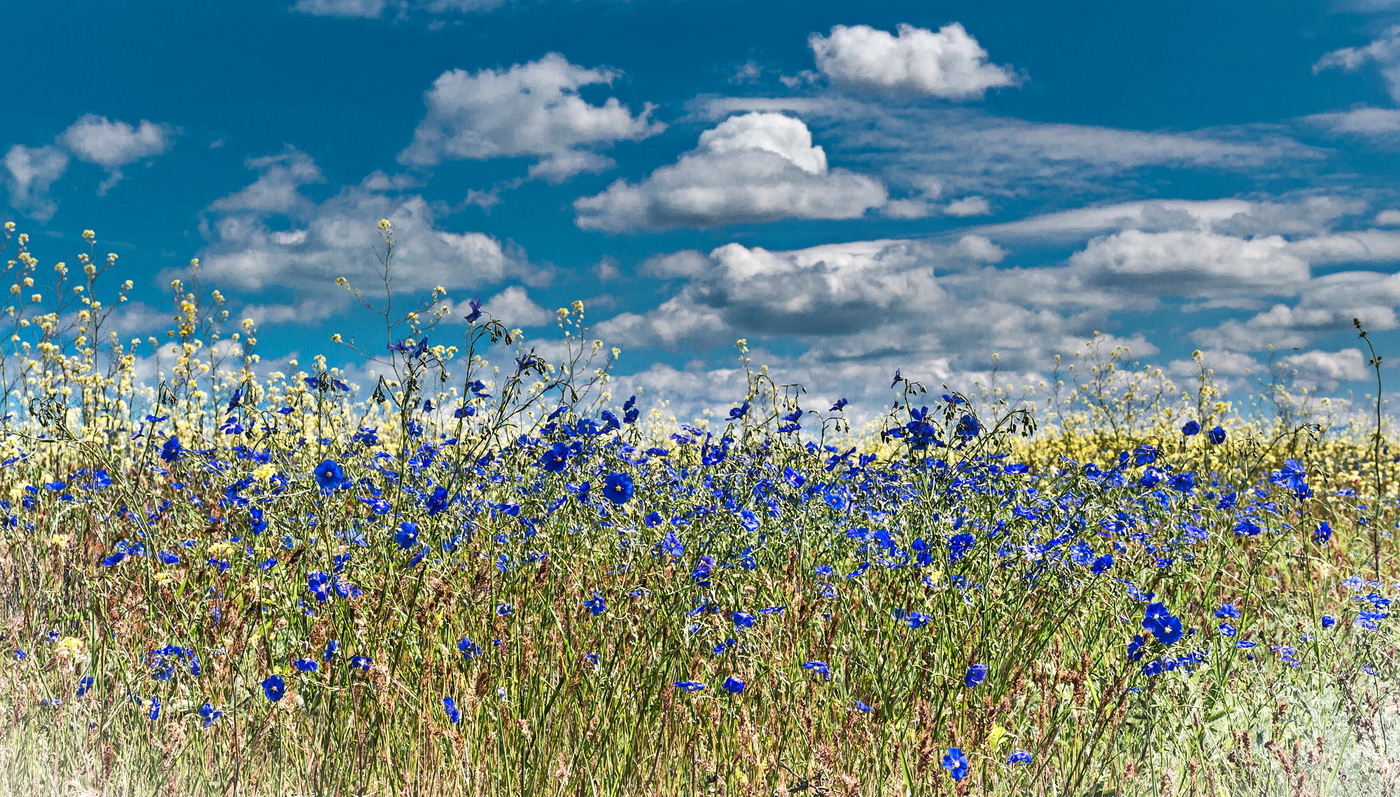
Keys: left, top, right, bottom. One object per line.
{"left": 484, "top": 285, "right": 550, "bottom": 327}
{"left": 190, "top": 152, "right": 539, "bottom": 326}
{"left": 1068, "top": 230, "right": 1309, "bottom": 295}
{"left": 595, "top": 235, "right": 1093, "bottom": 372}
{"left": 574, "top": 112, "right": 887, "bottom": 231}
{"left": 1303, "top": 106, "right": 1400, "bottom": 136}
{"left": 809, "top": 23, "right": 1020, "bottom": 99}
{"left": 976, "top": 197, "right": 1362, "bottom": 243}
{"left": 1315, "top": 26, "right": 1400, "bottom": 103}
{"left": 210, "top": 147, "right": 324, "bottom": 215}
{"left": 399, "top": 54, "right": 663, "bottom": 180}
{"left": 59, "top": 115, "right": 176, "bottom": 193}
{"left": 694, "top": 97, "right": 1317, "bottom": 200}
{"left": 3, "top": 145, "right": 69, "bottom": 221}
{"left": 1192, "top": 270, "right": 1400, "bottom": 351}
{"left": 944, "top": 196, "right": 991, "bottom": 217}
{"left": 1279, "top": 348, "right": 1369, "bottom": 390}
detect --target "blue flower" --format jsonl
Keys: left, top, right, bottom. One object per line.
{"left": 76, "top": 676, "right": 94, "bottom": 698}
{"left": 349, "top": 655, "right": 372, "bottom": 672}
{"left": 730, "top": 612, "right": 756, "bottom": 629}
{"left": 1314, "top": 522, "right": 1333, "bottom": 545}
{"left": 722, "top": 676, "right": 746, "bottom": 694}
{"left": 198, "top": 702, "right": 223, "bottom": 729}
{"left": 314, "top": 459, "right": 347, "bottom": 492}
{"left": 802, "top": 661, "right": 831, "bottom": 681}
{"left": 674, "top": 680, "right": 705, "bottom": 692}
{"left": 464, "top": 296, "right": 483, "bottom": 324}
{"left": 1008, "top": 750, "right": 1032, "bottom": 765}
{"left": 727, "top": 402, "right": 749, "bottom": 420}
{"left": 1181, "top": 420, "right": 1201, "bottom": 436}
{"left": 854, "top": 701, "right": 873, "bottom": 712}
{"left": 293, "top": 658, "right": 319, "bottom": 672}
{"left": 538, "top": 443, "right": 570, "bottom": 473}
{"left": 458, "top": 637, "right": 483, "bottom": 661}
{"left": 964, "top": 663, "right": 988, "bottom": 688}
{"left": 396, "top": 522, "right": 419, "bottom": 550}
{"left": 262, "top": 675, "right": 285, "bottom": 701}
{"left": 942, "top": 747, "right": 969, "bottom": 781}
{"left": 443, "top": 696, "right": 461, "bottom": 723}
{"left": 1208, "top": 425, "right": 1226, "bottom": 445}
{"left": 602, "top": 472, "right": 635, "bottom": 505}
{"left": 148, "top": 696, "right": 161, "bottom": 720}
{"left": 584, "top": 591, "right": 607, "bottom": 616}
{"left": 160, "top": 437, "right": 184, "bottom": 463}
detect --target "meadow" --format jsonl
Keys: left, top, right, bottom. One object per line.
{"left": 0, "top": 220, "right": 1398, "bottom": 796}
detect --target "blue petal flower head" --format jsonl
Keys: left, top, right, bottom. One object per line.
{"left": 956, "top": 414, "right": 980, "bottom": 438}
{"left": 830, "top": 398, "right": 848, "bottom": 412}
{"left": 948, "top": 532, "right": 975, "bottom": 564}
{"left": 674, "top": 680, "right": 705, "bottom": 692}
{"left": 458, "top": 637, "right": 483, "bottom": 660}
{"left": 1314, "top": 522, "right": 1333, "bottom": 545}
{"left": 602, "top": 472, "right": 635, "bottom": 505}
{"left": 538, "top": 442, "right": 570, "bottom": 474}
{"left": 727, "top": 402, "right": 750, "bottom": 420}
{"left": 1008, "top": 750, "right": 1033, "bottom": 765}
{"left": 854, "top": 701, "right": 873, "bottom": 712}
{"left": 396, "top": 522, "right": 420, "bottom": 551}
{"left": 721, "top": 676, "right": 746, "bottom": 694}
{"left": 1143, "top": 602, "right": 1185, "bottom": 646}
{"left": 583, "top": 591, "right": 607, "bottom": 617}
{"left": 314, "top": 459, "right": 347, "bottom": 492}
{"left": 198, "top": 702, "right": 223, "bottom": 729}
{"left": 443, "top": 696, "right": 461, "bottom": 723}
{"left": 731, "top": 612, "right": 756, "bottom": 629}
{"left": 1181, "top": 420, "right": 1200, "bottom": 436}
{"left": 349, "top": 655, "right": 372, "bottom": 672}
{"left": 324, "top": 640, "right": 339, "bottom": 662}
{"left": 1208, "top": 425, "right": 1226, "bottom": 445}
{"left": 307, "top": 572, "right": 332, "bottom": 602}
{"left": 941, "top": 747, "right": 969, "bottom": 781}
{"left": 1214, "top": 602, "right": 1241, "bottom": 619}
{"left": 292, "top": 658, "right": 319, "bottom": 672}
{"left": 262, "top": 674, "right": 285, "bottom": 701}
{"left": 802, "top": 661, "right": 831, "bottom": 681}
{"left": 964, "top": 663, "right": 988, "bottom": 688}
{"left": 76, "top": 676, "right": 94, "bottom": 698}
{"left": 464, "top": 296, "right": 483, "bottom": 324}
{"left": 160, "top": 436, "right": 184, "bottom": 463}
{"left": 148, "top": 696, "right": 161, "bottom": 720}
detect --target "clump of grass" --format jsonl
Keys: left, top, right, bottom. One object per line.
{"left": 0, "top": 221, "right": 1397, "bottom": 796}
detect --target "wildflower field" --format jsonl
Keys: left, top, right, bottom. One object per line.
{"left": 1, "top": 222, "right": 1399, "bottom": 797}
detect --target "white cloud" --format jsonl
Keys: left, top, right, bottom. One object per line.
{"left": 574, "top": 112, "right": 887, "bottom": 231}
{"left": 3, "top": 145, "right": 69, "bottom": 220}
{"left": 1287, "top": 229, "right": 1400, "bottom": 263}
{"left": 190, "top": 150, "right": 539, "bottom": 325}
{"left": 1377, "top": 210, "right": 1400, "bottom": 226}
{"left": 975, "top": 197, "right": 1361, "bottom": 243}
{"left": 1303, "top": 106, "right": 1400, "bottom": 136}
{"left": 60, "top": 115, "right": 175, "bottom": 193}
{"left": 60, "top": 115, "right": 174, "bottom": 171}
{"left": 1069, "top": 230, "right": 1309, "bottom": 295}
{"left": 596, "top": 236, "right": 1090, "bottom": 372}
{"left": 210, "top": 147, "right": 324, "bottom": 215}
{"left": 292, "top": 0, "right": 508, "bottom": 16}
{"left": 1279, "top": 348, "right": 1370, "bottom": 390}
{"left": 485, "top": 285, "right": 550, "bottom": 327}
{"left": 291, "top": 0, "right": 389, "bottom": 16}
{"left": 809, "top": 23, "right": 1019, "bottom": 99}
{"left": 1192, "top": 270, "right": 1400, "bottom": 351}
{"left": 1315, "top": 26, "right": 1400, "bottom": 103}
{"left": 399, "top": 54, "right": 663, "bottom": 180}
{"left": 944, "top": 196, "right": 991, "bottom": 216}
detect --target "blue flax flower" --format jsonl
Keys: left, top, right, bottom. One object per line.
{"left": 602, "top": 472, "right": 635, "bottom": 505}
{"left": 722, "top": 676, "right": 746, "bottom": 694}
{"left": 802, "top": 661, "right": 831, "bottom": 681}
{"left": 674, "top": 681, "right": 705, "bottom": 692}
{"left": 314, "top": 459, "right": 347, "bottom": 492}
{"left": 942, "top": 747, "right": 969, "bottom": 781}
{"left": 1008, "top": 750, "right": 1032, "bottom": 765}
{"left": 262, "top": 675, "right": 285, "bottom": 701}
{"left": 443, "top": 696, "right": 461, "bottom": 723}
{"left": 964, "top": 663, "right": 988, "bottom": 688}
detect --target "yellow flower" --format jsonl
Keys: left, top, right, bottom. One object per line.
{"left": 55, "top": 637, "right": 85, "bottom": 660}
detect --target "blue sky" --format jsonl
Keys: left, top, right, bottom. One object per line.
{"left": 5, "top": 0, "right": 1400, "bottom": 421}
